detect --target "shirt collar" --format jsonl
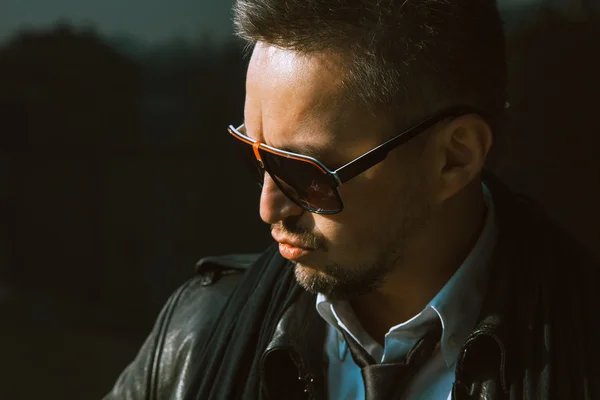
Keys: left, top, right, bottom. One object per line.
{"left": 428, "top": 182, "right": 497, "bottom": 366}
{"left": 316, "top": 183, "right": 498, "bottom": 367}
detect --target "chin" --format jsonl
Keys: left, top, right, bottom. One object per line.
{"left": 294, "top": 262, "right": 327, "bottom": 283}
{"left": 294, "top": 263, "right": 329, "bottom": 289}
{"left": 293, "top": 263, "right": 346, "bottom": 298}
{"left": 293, "top": 257, "right": 389, "bottom": 299}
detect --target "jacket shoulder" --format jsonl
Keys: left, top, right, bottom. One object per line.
{"left": 162, "top": 252, "right": 260, "bottom": 350}
{"left": 103, "top": 253, "right": 260, "bottom": 400}
{"left": 166, "top": 252, "right": 258, "bottom": 339}
{"left": 495, "top": 186, "right": 600, "bottom": 395}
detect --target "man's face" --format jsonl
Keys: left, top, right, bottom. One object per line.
{"left": 243, "top": 43, "right": 439, "bottom": 299}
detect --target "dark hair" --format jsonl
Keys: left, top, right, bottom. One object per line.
{"left": 233, "top": 0, "right": 507, "bottom": 130}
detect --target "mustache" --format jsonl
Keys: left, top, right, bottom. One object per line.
{"left": 271, "top": 219, "right": 325, "bottom": 250}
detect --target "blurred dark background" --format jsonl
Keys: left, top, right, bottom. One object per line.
{"left": 0, "top": 0, "right": 598, "bottom": 398}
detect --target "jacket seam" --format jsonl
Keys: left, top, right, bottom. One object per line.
{"left": 148, "top": 277, "right": 200, "bottom": 400}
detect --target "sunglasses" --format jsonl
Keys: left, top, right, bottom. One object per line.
{"left": 228, "top": 107, "right": 477, "bottom": 214}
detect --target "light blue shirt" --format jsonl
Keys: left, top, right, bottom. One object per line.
{"left": 316, "top": 183, "right": 497, "bottom": 400}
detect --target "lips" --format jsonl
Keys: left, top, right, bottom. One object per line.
{"left": 272, "top": 232, "right": 313, "bottom": 261}
{"left": 278, "top": 243, "right": 312, "bottom": 261}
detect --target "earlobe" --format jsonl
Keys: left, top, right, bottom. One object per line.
{"left": 438, "top": 115, "right": 492, "bottom": 201}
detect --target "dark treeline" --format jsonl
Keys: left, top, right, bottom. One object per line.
{"left": 0, "top": 23, "right": 270, "bottom": 399}
{"left": 0, "top": 4, "right": 598, "bottom": 398}
{"left": 0, "top": 23, "right": 269, "bottom": 337}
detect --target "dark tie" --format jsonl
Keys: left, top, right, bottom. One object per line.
{"left": 340, "top": 321, "right": 442, "bottom": 400}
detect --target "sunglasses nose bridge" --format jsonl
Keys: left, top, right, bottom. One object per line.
{"left": 259, "top": 173, "right": 305, "bottom": 224}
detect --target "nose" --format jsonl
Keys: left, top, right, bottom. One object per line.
{"left": 259, "top": 173, "right": 304, "bottom": 224}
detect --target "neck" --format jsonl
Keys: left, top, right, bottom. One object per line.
{"left": 350, "top": 180, "right": 487, "bottom": 344}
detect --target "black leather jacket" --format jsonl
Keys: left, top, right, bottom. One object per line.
{"left": 104, "top": 186, "right": 600, "bottom": 400}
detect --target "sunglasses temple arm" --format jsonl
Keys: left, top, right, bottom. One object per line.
{"left": 334, "top": 150, "right": 389, "bottom": 184}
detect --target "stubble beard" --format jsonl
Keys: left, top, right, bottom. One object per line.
{"left": 293, "top": 212, "right": 429, "bottom": 300}
{"left": 293, "top": 251, "right": 395, "bottom": 300}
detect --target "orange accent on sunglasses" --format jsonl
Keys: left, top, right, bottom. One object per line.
{"left": 229, "top": 126, "right": 328, "bottom": 174}
{"left": 252, "top": 142, "right": 264, "bottom": 167}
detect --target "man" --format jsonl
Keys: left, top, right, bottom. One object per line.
{"left": 105, "top": 0, "right": 600, "bottom": 399}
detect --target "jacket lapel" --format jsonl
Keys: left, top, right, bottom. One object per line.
{"left": 261, "top": 289, "right": 327, "bottom": 400}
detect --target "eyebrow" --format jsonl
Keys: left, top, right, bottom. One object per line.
{"left": 245, "top": 126, "right": 325, "bottom": 159}
{"left": 281, "top": 143, "right": 350, "bottom": 171}
{"left": 276, "top": 142, "right": 324, "bottom": 159}
{"left": 244, "top": 124, "right": 339, "bottom": 165}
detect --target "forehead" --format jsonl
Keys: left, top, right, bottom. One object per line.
{"left": 244, "top": 44, "right": 386, "bottom": 161}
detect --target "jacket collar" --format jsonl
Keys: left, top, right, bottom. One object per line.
{"left": 453, "top": 250, "right": 513, "bottom": 397}
{"left": 453, "top": 171, "right": 543, "bottom": 397}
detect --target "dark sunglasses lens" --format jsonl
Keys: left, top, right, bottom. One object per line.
{"left": 231, "top": 136, "right": 264, "bottom": 186}
{"left": 262, "top": 151, "right": 341, "bottom": 212}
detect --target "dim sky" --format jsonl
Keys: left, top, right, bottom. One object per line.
{"left": 0, "top": 0, "right": 234, "bottom": 44}
{"left": 0, "top": 0, "right": 569, "bottom": 45}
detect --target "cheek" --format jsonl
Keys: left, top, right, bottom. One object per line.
{"left": 313, "top": 215, "right": 373, "bottom": 262}
{"left": 314, "top": 181, "right": 397, "bottom": 247}
{"left": 339, "top": 167, "right": 403, "bottom": 213}
{"left": 317, "top": 165, "right": 428, "bottom": 240}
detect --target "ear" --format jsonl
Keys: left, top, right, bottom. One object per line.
{"left": 435, "top": 114, "right": 493, "bottom": 202}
